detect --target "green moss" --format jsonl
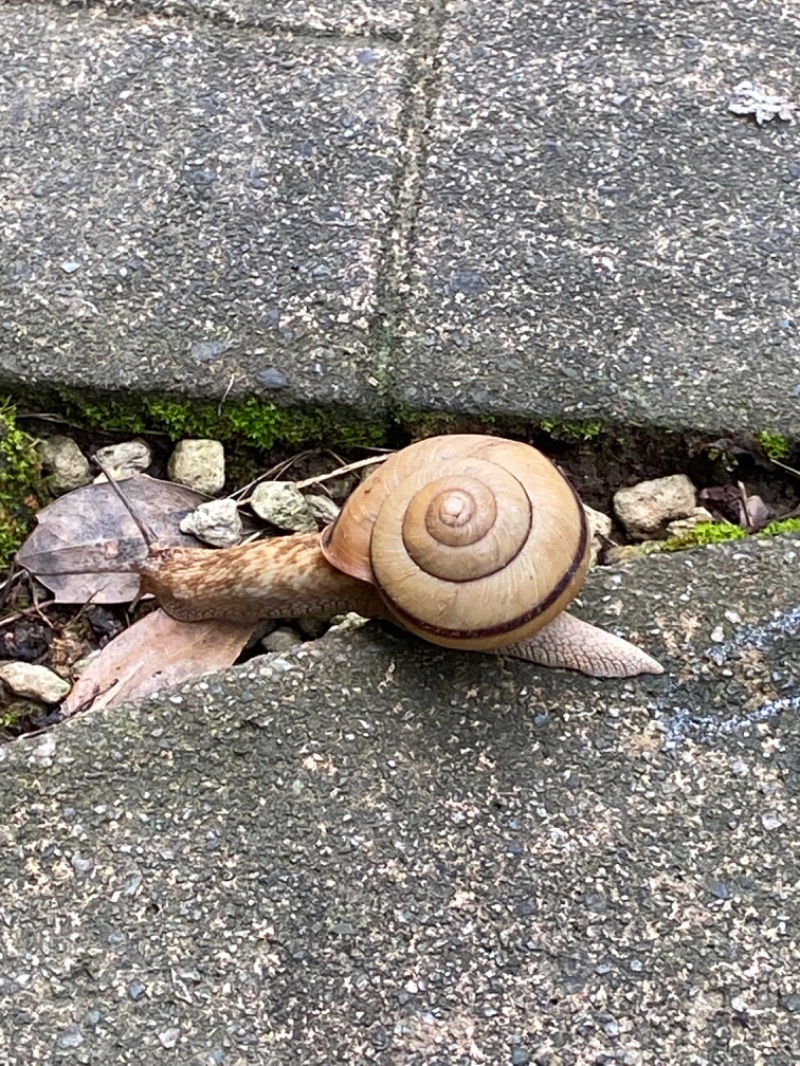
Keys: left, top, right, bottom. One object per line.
{"left": 0, "top": 702, "right": 31, "bottom": 733}
{"left": 660, "top": 520, "right": 748, "bottom": 552}
{"left": 661, "top": 515, "right": 800, "bottom": 552}
{"left": 52, "top": 388, "right": 387, "bottom": 452}
{"left": 400, "top": 411, "right": 459, "bottom": 439}
{"left": 760, "top": 516, "right": 800, "bottom": 537}
{"left": 0, "top": 401, "right": 42, "bottom": 569}
{"left": 759, "top": 430, "right": 791, "bottom": 462}
{"left": 705, "top": 444, "right": 740, "bottom": 473}
{"left": 539, "top": 418, "right": 606, "bottom": 443}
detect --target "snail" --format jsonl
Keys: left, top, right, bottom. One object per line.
{"left": 138, "top": 434, "right": 663, "bottom": 678}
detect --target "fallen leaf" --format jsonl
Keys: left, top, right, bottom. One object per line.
{"left": 17, "top": 477, "right": 208, "bottom": 603}
{"left": 61, "top": 609, "right": 254, "bottom": 714}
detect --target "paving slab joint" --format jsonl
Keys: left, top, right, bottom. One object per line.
{"left": 368, "top": 0, "right": 451, "bottom": 396}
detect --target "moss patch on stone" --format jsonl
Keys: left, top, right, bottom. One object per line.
{"left": 52, "top": 388, "right": 388, "bottom": 452}
{"left": 660, "top": 520, "right": 748, "bottom": 552}
{"left": 0, "top": 401, "right": 41, "bottom": 570}
{"left": 760, "top": 516, "right": 800, "bottom": 537}
{"left": 659, "top": 516, "right": 800, "bottom": 554}
{"left": 758, "top": 430, "right": 791, "bottom": 462}
{"left": 538, "top": 418, "right": 607, "bottom": 443}
{"left": 399, "top": 411, "right": 460, "bottom": 439}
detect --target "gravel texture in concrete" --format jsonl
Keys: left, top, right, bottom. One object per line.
{"left": 397, "top": 0, "right": 800, "bottom": 434}
{"left": 0, "top": 3, "right": 406, "bottom": 411}
{"left": 120, "top": 0, "right": 418, "bottom": 36}
{"left": 2, "top": 535, "right": 799, "bottom": 1064}
{"left": 1, "top": 2, "right": 798, "bottom": 1062}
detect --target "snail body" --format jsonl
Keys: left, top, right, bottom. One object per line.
{"left": 139, "top": 435, "right": 663, "bottom": 678}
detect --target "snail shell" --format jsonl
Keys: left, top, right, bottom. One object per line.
{"left": 321, "top": 435, "right": 590, "bottom": 651}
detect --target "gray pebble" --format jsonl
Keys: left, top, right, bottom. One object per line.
{"left": 257, "top": 366, "right": 289, "bottom": 389}
{"left": 57, "top": 1024, "right": 84, "bottom": 1049}
{"left": 158, "top": 1027, "right": 180, "bottom": 1049}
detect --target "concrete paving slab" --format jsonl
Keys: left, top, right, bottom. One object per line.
{"left": 398, "top": 0, "right": 800, "bottom": 434}
{"left": 0, "top": 4, "right": 407, "bottom": 410}
{"left": 116, "top": 0, "right": 418, "bottom": 37}
{"left": 2, "top": 534, "right": 799, "bottom": 1064}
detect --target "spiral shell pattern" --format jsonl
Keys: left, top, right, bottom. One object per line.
{"left": 321, "top": 435, "right": 590, "bottom": 651}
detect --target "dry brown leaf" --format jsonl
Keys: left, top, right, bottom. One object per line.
{"left": 61, "top": 609, "right": 254, "bottom": 715}
{"left": 17, "top": 477, "right": 208, "bottom": 603}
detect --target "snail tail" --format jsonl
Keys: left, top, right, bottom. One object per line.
{"left": 501, "top": 611, "right": 664, "bottom": 679}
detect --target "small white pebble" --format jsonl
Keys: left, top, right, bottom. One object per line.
{"left": 157, "top": 1028, "right": 180, "bottom": 1049}
{"left": 37, "top": 435, "right": 93, "bottom": 492}
{"left": 94, "top": 439, "right": 152, "bottom": 482}
{"left": 761, "top": 810, "right": 786, "bottom": 831}
{"left": 168, "top": 439, "right": 226, "bottom": 495}
{"left": 251, "top": 481, "right": 317, "bottom": 532}
{"left": 709, "top": 625, "right": 725, "bottom": 643}
{"left": 180, "top": 497, "right": 243, "bottom": 547}
{"left": 0, "top": 662, "right": 71, "bottom": 704}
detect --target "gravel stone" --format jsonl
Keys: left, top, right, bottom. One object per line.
{"left": 260, "top": 626, "right": 304, "bottom": 653}
{"left": 93, "top": 440, "right": 152, "bottom": 482}
{"left": 167, "top": 440, "right": 226, "bottom": 496}
{"left": 256, "top": 366, "right": 289, "bottom": 389}
{"left": 665, "top": 507, "right": 716, "bottom": 538}
{"left": 583, "top": 503, "right": 613, "bottom": 563}
{"left": 251, "top": 481, "right": 317, "bottom": 532}
{"left": 305, "top": 493, "right": 342, "bottom": 527}
{"left": 179, "top": 497, "right": 243, "bottom": 547}
{"left": 157, "top": 1028, "right": 180, "bottom": 1049}
{"left": 0, "top": 662, "right": 71, "bottom": 704}
{"left": 613, "top": 475, "right": 697, "bottom": 540}
{"left": 56, "top": 1024, "right": 84, "bottom": 1049}
{"left": 37, "top": 435, "right": 92, "bottom": 493}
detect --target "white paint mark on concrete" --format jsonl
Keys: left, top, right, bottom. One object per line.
{"left": 659, "top": 693, "right": 800, "bottom": 751}
{"left": 704, "top": 606, "right": 800, "bottom": 666}
{"left": 656, "top": 606, "right": 800, "bottom": 750}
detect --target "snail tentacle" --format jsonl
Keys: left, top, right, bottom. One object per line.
{"left": 500, "top": 611, "right": 663, "bottom": 678}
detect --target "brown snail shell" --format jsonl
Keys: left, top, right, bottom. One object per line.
{"left": 320, "top": 435, "right": 591, "bottom": 652}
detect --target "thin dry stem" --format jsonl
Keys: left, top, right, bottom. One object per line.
{"left": 92, "top": 455, "right": 160, "bottom": 548}
{"left": 236, "top": 452, "right": 391, "bottom": 507}
{"left": 769, "top": 457, "right": 800, "bottom": 479}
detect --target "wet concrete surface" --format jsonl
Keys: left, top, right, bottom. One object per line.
{"left": 2, "top": 535, "right": 799, "bottom": 1064}
{"left": 1, "top": 0, "right": 798, "bottom": 434}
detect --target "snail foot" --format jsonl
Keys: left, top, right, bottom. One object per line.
{"left": 501, "top": 611, "right": 664, "bottom": 679}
